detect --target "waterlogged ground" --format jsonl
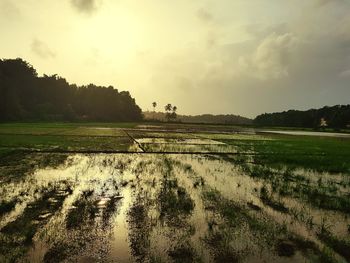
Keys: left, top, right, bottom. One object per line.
{"left": 0, "top": 123, "right": 350, "bottom": 262}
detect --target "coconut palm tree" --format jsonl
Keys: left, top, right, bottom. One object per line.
{"left": 171, "top": 105, "right": 177, "bottom": 120}
{"left": 165, "top": 103, "right": 172, "bottom": 121}
{"left": 152, "top": 102, "right": 157, "bottom": 112}
{"left": 165, "top": 103, "right": 172, "bottom": 112}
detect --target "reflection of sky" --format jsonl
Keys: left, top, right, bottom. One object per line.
{"left": 1, "top": 153, "right": 349, "bottom": 262}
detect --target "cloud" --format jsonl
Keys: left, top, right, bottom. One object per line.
{"left": 244, "top": 23, "right": 288, "bottom": 39}
{"left": 132, "top": 0, "right": 350, "bottom": 117}
{"left": 31, "top": 39, "right": 56, "bottom": 59}
{"left": 0, "top": 0, "right": 20, "bottom": 18}
{"left": 339, "top": 69, "right": 350, "bottom": 78}
{"left": 315, "top": 0, "right": 344, "bottom": 7}
{"left": 70, "top": 0, "right": 101, "bottom": 15}
{"left": 238, "top": 33, "right": 297, "bottom": 80}
{"left": 196, "top": 8, "right": 213, "bottom": 23}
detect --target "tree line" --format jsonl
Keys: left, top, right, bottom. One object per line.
{"left": 151, "top": 102, "right": 178, "bottom": 121}
{"left": 146, "top": 101, "right": 252, "bottom": 125}
{"left": 0, "top": 58, "right": 142, "bottom": 122}
{"left": 254, "top": 105, "right": 350, "bottom": 129}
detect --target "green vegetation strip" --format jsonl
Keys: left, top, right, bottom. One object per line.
{"left": 220, "top": 135, "right": 350, "bottom": 174}
{"left": 0, "top": 134, "right": 134, "bottom": 152}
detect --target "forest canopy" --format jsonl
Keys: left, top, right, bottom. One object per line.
{"left": 0, "top": 58, "right": 142, "bottom": 122}
{"left": 254, "top": 105, "right": 350, "bottom": 129}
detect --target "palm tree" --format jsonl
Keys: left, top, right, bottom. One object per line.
{"left": 152, "top": 102, "right": 157, "bottom": 112}
{"left": 172, "top": 106, "right": 177, "bottom": 113}
{"left": 165, "top": 103, "right": 172, "bottom": 121}
{"left": 171, "top": 106, "right": 177, "bottom": 120}
{"left": 165, "top": 103, "right": 172, "bottom": 112}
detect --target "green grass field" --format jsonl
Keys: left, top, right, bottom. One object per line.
{"left": 1, "top": 122, "right": 349, "bottom": 173}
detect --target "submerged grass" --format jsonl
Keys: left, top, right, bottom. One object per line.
{"left": 0, "top": 184, "right": 71, "bottom": 262}
{"left": 0, "top": 153, "right": 68, "bottom": 183}
{"left": 260, "top": 185, "right": 289, "bottom": 213}
{"left": 158, "top": 159, "right": 195, "bottom": 224}
{"left": 168, "top": 242, "right": 198, "bottom": 263}
{"left": 317, "top": 226, "right": 350, "bottom": 261}
{"left": 0, "top": 123, "right": 349, "bottom": 262}
{"left": 202, "top": 187, "right": 340, "bottom": 262}
{"left": 159, "top": 182, "right": 194, "bottom": 219}
{"left": 66, "top": 191, "right": 98, "bottom": 229}
{"left": 128, "top": 202, "right": 151, "bottom": 262}
{"left": 233, "top": 161, "right": 350, "bottom": 214}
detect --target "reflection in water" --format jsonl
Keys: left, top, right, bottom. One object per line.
{"left": 0, "top": 153, "right": 349, "bottom": 262}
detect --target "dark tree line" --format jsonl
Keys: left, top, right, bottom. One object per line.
{"left": 254, "top": 105, "right": 350, "bottom": 129}
{"left": 143, "top": 111, "right": 252, "bottom": 125}
{"left": 0, "top": 58, "right": 142, "bottom": 122}
{"left": 180, "top": 114, "right": 252, "bottom": 125}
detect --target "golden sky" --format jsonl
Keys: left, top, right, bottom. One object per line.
{"left": 1, "top": 0, "right": 349, "bottom": 117}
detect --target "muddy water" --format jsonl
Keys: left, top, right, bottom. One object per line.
{"left": 0, "top": 153, "right": 349, "bottom": 262}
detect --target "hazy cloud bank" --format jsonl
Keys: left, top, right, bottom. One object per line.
{"left": 70, "top": 0, "right": 101, "bottom": 15}
{"left": 31, "top": 39, "right": 56, "bottom": 59}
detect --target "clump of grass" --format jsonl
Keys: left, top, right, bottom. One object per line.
{"left": 260, "top": 186, "right": 289, "bottom": 213}
{"left": 66, "top": 193, "right": 98, "bottom": 229}
{"left": 247, "top": 201, "right": 261, "bottom": 211}
{"left": 294, "top": 185, "right": 350, "bottom": 213}
{"left": 82, "top": 189, "right": 94, "bottom": 198}
{"left": 183, "top": 164, "right": 194, "bottom": 173}
{"left": 0, "top": 199, "right": 17, "bottom": 216}
{"left": 102, "top": 196, "right": 121, "bottom": 225}
{"left": 207, "top": 219, "right": 218, "bottom": 231}
{"left": 193, "top": 177, "right": 205, "bottom": 188}
{"left": 121, "top": 180, "right": 129, "bottom": 187}
{"left": 43, "top": 242, "right": 70, "bottom": 263}
{"left": 204, "top": 231, "right": 240, "bottom": 263}
{"left": 276, "top": 240, "right": 295, "bottom": 257}
{"left": 159, "top": 183, "right": 194, "bottom": 219}
{"left": 168, "top": 243, "right": 196, "bottom": 263}
{"left": 150, "top": 254, "right": 164, "bottom": 263}
{"left": 128, "top": 203, "right": 151, "bottom": 261}
{"left": 202, "top": 189, "right": 243, "bottom": 227}
{"left": 317, "top": 225, "right": 350, "bottom": 262}
{"left": 318, "top": 247, "right": 338, "bottom": 263}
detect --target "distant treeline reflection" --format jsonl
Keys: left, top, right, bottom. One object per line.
{"left": 0, "top": 58, "right": 142, "bottom": 122}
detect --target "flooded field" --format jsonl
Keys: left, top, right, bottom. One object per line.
{"left": 0, "top": 123, "right": 349, "bottom": 262}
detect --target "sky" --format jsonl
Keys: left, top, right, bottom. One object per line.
{"left": 1, "top": 0, "right": 349, "bottom": 118}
